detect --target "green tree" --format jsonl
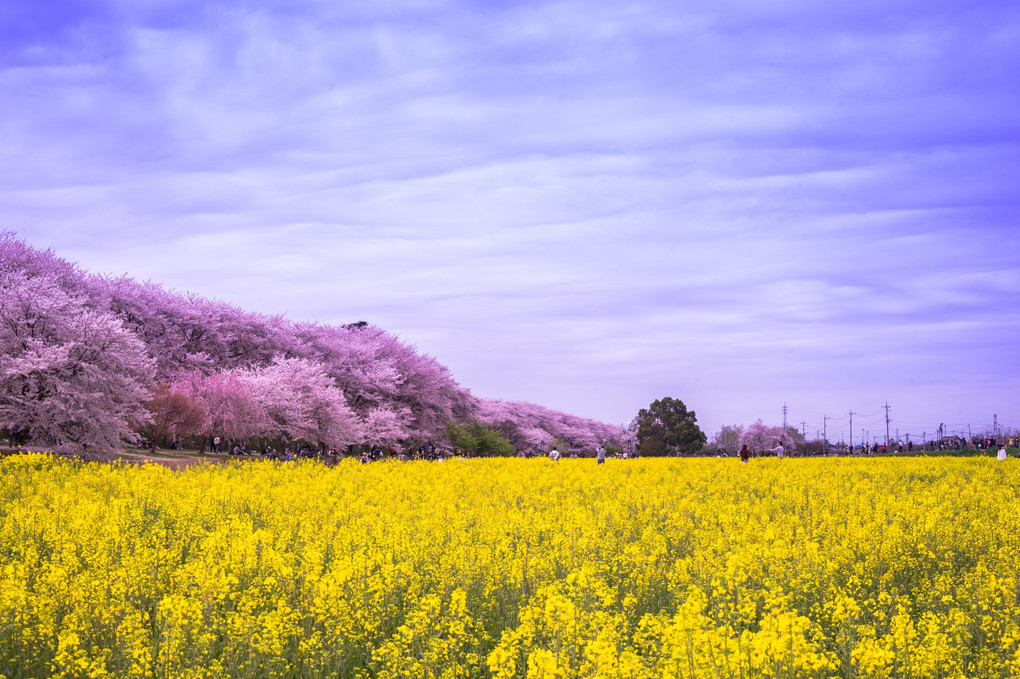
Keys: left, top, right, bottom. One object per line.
{"left": 638, "top": 436, "right": 667, "bottom": 457}
{"left": 445, "top": 420, "right": 514, "bottom": 457}
{"left": 635, "top": 397, "right": 706, "bottom": 456}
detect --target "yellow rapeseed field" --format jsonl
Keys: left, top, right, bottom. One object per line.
{"left": 2, "top": 453, "right": 1020, "bottom": 679}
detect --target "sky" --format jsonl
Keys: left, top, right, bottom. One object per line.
{"left": 2, "top": 0, "right": 1019, "bottom": 443}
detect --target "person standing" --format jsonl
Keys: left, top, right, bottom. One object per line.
{"left": 769, "top": 442, "right": 785, "bottom": 459}
{"left": 596, "top": 446, "right": 606, "bottom": 465}
{"left": 549, "top": 448, "right": 561, "bottom": 461}
{"left": 740, "top": 444, "right": 751, "bottom": 463}
{"left": 998, "top": 446, "right": 1008, "bottom": 462}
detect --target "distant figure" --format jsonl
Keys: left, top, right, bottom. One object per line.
{"left": 998, "top": 446, "right": 1008, "bottom": 462}
{"left": 769, "top": 442, "right": 785, "bottom": 459}
{"left": 740, "top": 444, "right": 750, "bottom": 463}
{"left": 596, "top": 446, "right": 606, "bottom": 465}
{"left": 549, "top": 448, "right": 561, "bottom": 461}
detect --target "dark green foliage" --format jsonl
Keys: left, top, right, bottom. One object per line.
{"left": 634, "top": 397, "right": 707, "bottom": 456}
{"left": 445, "top": 420, "right": 514, "bottom": 457}
{"left": 638, "top": 437, "right": 666, "bottom": 457}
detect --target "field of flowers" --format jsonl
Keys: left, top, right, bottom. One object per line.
{"left": 2, "top": 454, "right": 1020, "bottom": 679}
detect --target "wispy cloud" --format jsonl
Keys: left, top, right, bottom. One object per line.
{"left": 2, "top": 0, "right": 1019, "bottom": 436}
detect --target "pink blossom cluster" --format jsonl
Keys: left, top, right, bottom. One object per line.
{"left": 476, "top": 398, "right": 626, "bottom": 456}
{"left": 0, "top": 233, "right": 624, "bottom": 457}
{"left": 738, "top": 419, "right": 799, "bottom": 455}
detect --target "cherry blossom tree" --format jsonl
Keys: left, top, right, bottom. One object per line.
{"left": 0, "top": 269, "right": 154, "bottom": 457}
{"left": 239, "top": 357, "right": 363, "bottom": 449}
{"left": 1, "top": 233, "right": 632, "bottom": 458}
{"left": 739, "top": 420, "right": 798, "bottom": 454}
{"left": 292, "top": 323, "right": 404, "bottom": 415}
{"left": 390, "top": 349, "right": 473, "bottom": 442}
{"left": 0, "top": 231, "right": 91, "bottom": 292}
{"left": 518, "top": 427, "right": 552, "bottom": 456}
{"left": 362, "top": 404, "right": 413, "bottom": 447}
{"left": 100, "top": 276, "right": 292, "bottom": 378}
{"left": 477, "top": 398, "right": 626, "bottom": 456}
{"left": 173, "top": 370, "right": 268, "bottom": 444}
{"left": 291, "top": 322, "right": 475, "bottom": 445}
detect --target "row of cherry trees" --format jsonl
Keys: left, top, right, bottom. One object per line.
{"left": 707, "top": 421, "right": 803, "bottom": 455}
{"left": 0, "top": 232, "right": 624, "bottom": 457}
{"left": 475, "top": 398, "right": 627, "bottom": 455}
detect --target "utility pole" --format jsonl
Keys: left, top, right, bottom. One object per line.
{"left": 884, "top": 402, "right": 891, "bottom": 447}
{"left": 994, "top": 414, "right": 999, "bottom": 439}
{"left": 823, "top": 415, "right": 830, "bottom": 454}
{"left": 782, "top": 403, "right": 789, "bottom": 444}
{"left": 801, "top": 420, "right": 807, "bottom": 437}
{"left": 849, "top": 410, "right": 855, "bottom": 449}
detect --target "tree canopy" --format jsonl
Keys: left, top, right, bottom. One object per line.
{"left": 0, "top": 266, "right": 153, "bottom": 457}
{"left": 0, "top": 232, "right": 626, "bottom": 457}
{"left": 634, "top": 397, "right": 706, "bottom": 456}
{"left": 739, "top": 419, "right": 800, "bottom": 455}
{"left": 445, "top": 420, "right": 514, "bottom": 457}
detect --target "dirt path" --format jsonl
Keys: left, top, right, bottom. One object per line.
{"left": 1, "top": 445, "right": 231, "bottom": 469}
{"left": 112, "top": 449, "right": 224, "bottom": 470}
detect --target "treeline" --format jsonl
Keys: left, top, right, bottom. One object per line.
{"left": 0, "top": 232, "right": 624, "bottom": 458}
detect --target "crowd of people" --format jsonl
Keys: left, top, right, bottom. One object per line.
{"left": 208, "top": 441, "right": 627, "bottom": 465}
{"left": 145, "top": 432, "right": 1020, "bottom": 464}
{"left": 204, "top": 437, "right": 553, "bottom": 464}
{"left": 722, "top": 436, "right": 1019, "bottom": 461}
{"left": 547, "top": 445, "right": 626, "bottom": 463}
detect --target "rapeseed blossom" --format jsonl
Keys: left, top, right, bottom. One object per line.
{"left": 1, "top": 453, "right": 1019, "bottom": 678}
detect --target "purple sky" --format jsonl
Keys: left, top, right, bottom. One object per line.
{"left": 3, "top": 0, "right": 1019, "bottom": 443}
